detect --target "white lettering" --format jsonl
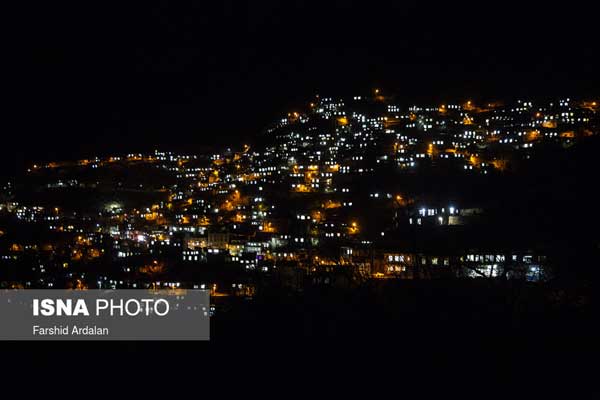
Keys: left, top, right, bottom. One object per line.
{"left": 32, "top": 299, "right": 90, "bottom": 316}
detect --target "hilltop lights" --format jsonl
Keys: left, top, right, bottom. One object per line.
{"left": 4, "top": 94, "right": 592, "bottom": 290}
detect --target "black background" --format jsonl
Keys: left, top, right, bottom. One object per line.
{"left": 3, "top": 1, "right": 599, "bottom": 395}
{"left": 4, "top": 0, "right": 599, "bottom": 176}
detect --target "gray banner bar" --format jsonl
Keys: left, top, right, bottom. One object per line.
{"left": 0, "top": 290, "right": 210, "bottom": 340}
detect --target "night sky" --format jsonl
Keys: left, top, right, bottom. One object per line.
{"left": 5, "top": 0, "right": 599, "bottom": 175}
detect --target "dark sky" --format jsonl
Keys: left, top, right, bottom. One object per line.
{"left": 4, "top": 0, "right": 599, "bottom": 174}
